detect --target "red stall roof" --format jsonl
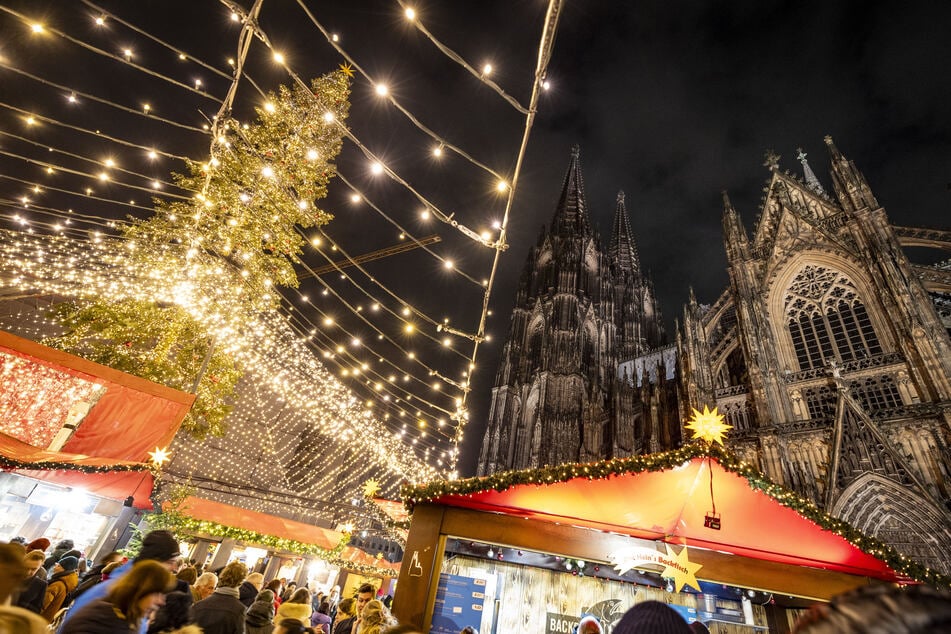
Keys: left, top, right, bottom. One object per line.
{"left": 418, "top": 454, "right": 908, "bottom": 583}
{"left": 0, "top": 330, "right": 195, "bottom": 508}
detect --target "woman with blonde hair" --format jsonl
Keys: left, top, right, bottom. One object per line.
{"left": 359, "top": 600, "right": 389, "bottom": 634}
{"left": 61, "top": 560, "right": 174, "bottom": 633}
{"left": 276, "top": 587, "right": 313, "bottom": 625}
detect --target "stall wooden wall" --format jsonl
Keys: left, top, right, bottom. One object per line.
{"left": 445, "top": 555, "right": 768, "bottom": 634}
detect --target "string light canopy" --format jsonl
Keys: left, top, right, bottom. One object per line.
{"left": 0, "top": 0, "right": 564, "bottom": 524}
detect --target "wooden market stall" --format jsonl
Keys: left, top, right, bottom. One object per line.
{"left": 391, "top": 443, "right": 944, "bottom": 634}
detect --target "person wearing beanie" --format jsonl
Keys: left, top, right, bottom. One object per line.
{"left": 41, "top": 556, "right": 80, "bottom": 621}
{"left": 614, "top": 601, "right": 692, "bottom": 634}
{"left": 245, "top": 589, "right": 276, "bottom": 634}
{"left": 15, "top": 550, "right": 48, "bottom": 614}
{"left": 60, "top": 530, "right": 183, "bottom": 633}
{"left": 43, "top": 539, "right": 74, "bottom": 573}
{"left": 27, "top": 538, "right": 51, "bottom": 554}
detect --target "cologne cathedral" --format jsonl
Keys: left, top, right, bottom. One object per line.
{"left": 477, "top": 139, "right": 951, "bottom": 575}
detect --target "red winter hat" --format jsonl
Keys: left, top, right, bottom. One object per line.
{"left": 27, "top": 538, "right": 50, "bottom": 552}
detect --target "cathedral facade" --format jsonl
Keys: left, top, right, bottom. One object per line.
{"left": 476, "top": 147, "right": 674, "bottom": 475}
{"left": 479, "top": 139, "right": 951, "bottom": 576}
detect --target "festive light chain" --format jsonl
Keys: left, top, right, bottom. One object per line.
{"left": 0, "top": 229, "right": 441, "bottom": 480}
{"left": 401, "top": 442, "right": 951, "bottom": 588}
{"left": 0, "top": 457, "right": 149, "bottom": 473}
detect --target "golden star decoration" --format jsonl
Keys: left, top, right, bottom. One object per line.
{"left": 661, "top": 544, "right": 703, "bottom": 593}
{"left": 685, "top": 405, "right": 732, "bottom": 446}
{"left": 362, "top": 479, "right": 381, "bottom": 498}
{"left": 338, "top": 63, "right": 355, "bottom": 78}
{"left": 148, "top": 446, "right": 171, "bottom": 467}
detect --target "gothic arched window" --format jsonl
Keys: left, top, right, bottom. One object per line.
{"left": 784, "top": 265, "right": 882, "bottom": 370}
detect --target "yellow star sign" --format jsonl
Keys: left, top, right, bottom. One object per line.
{"left": 685, "top": 405, "right": 732, "bottom": 446}
{"left": 362, "top": 479, "right": 381, "bottom": 498}
{"left": 338, "top": 63, "right": 355, "bottom": 78}
{"left": 148, "top": 446, "right": 171, "bottom": 468}
{"left": 661, "top": 544, "right": 703, "bottom": 593}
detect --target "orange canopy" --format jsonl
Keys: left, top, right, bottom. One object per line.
{"left": 426, "top": 456, "right": 904, "bottom": 582}
{"left": 0, "top": 330, "right": 194, "bottom": 508}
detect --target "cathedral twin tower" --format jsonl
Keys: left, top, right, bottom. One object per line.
{"left": 477, "top": 146, "right": 673, "bottom": 475}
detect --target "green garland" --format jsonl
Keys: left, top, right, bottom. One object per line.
{"left": 401, "top": 443, "right": 951, "bottom": 589}
{"left": 0, "top": 456, "right": 149, "bottom": 473}
{"left": 173, "top": 516, "right": 398, "bottom": 578}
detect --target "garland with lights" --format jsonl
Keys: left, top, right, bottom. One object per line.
{"left": 0, "top": 457, "right": 149, "bottom": 473}
{"left": 401, "top": 441, "right": 951, "bottom": 588}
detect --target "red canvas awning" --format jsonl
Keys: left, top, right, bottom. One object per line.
{"left": 0, "top": 330, "right": 195, "bottom": 508}
{"left": 426, "top": 456, "right": 903, "bottom": 582}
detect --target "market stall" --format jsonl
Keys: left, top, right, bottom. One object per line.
{"left": 392, "top": 412, "right": 945, "bottom": 634}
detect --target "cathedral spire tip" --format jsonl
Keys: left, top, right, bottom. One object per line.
{"left": 617, "top": 190, "right": 625, "bottom": 204}
{"left": 796, "top": 146, "right": 827, "bottom": 195}
{"left": 570, "top": 144, "right": 581, "bottom": 159}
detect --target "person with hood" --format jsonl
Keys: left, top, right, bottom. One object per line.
{"left": 310, "top": 600, "right": 332, "bottom": 634}
{"left": 61, "top": 560, "right": 175, "bottom": 634}
{"left": 276, "top": 587, "right": 313, "bottom": 625}
{"left": 41, "top": 555, "right": 80, "bottom": 621}
{"left": 240, "top": 572, "right": 265, "bottom": 607}
{"left": 246, "top": 589, "right": 276, "bottom": 634}
{"left": 43, "top": 540, "right": 74, "bottom": 573}
{"left": 60, "top": 529, "right": 183, "bottom": 633}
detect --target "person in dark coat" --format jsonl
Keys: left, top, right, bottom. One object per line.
{"left": 246, "top": 589, "right": 276, "bottom": 634}
{"left": 15, "top": 549, "right": 47, "bottom": 614}
{"left": 71, "top": 551, "right": 125, "bottom": 603}
{"left": 190, "top": 560, "right": 248, "bottom": 634}
{"left": 61, "top": 560, "right": 174, "bottom": 634}
{"left": 239, "top": 572, "right": 264, "bottom": 608}
{"left": 146, "top": 591, "right": 192, "bottom": 633}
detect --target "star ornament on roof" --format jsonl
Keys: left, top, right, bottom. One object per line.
{"left": 362, "top": 479, "right": 381, "bottom": 498}
{"left": 148, "top": 446, "right": 171, "bottom": 468}
{"left": 338, "top": 63, "right": 355, "bottom": 78}
{"left": 685, "top": 405, "right": 732, "bottom": 446}
{"left": 661, "top": 544, "right": 703, "bottom": 593}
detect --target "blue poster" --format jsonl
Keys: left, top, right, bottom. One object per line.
{"left": 430, "top": 573, "right": 486, "bottom": 634}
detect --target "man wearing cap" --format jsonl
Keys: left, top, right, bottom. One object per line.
{"left": 58, "top": 530, "right": 183, "bottom": 633}
{"left": 41, "top": 555, "right": 79, "bottom": 621}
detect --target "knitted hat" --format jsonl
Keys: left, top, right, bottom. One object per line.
{"left": 57, "top": 556, "right": 79, "bottom": 572}
{"left": 9, "top": 536, "right": 27, "bottom": 546}
{"left": 26, "top": 538, "right": 50, "bottom": 552}
{"left": 614, "top": 601, "right": 691, "bottom": 634}
{"left": 61, "top": 549, "right": 82, "bottom": 561}
{"left": 53, "top": 539, "right": 74, "bottom": 551}
{"left": 135, "top": 530, "right": 180, "bottom": 563}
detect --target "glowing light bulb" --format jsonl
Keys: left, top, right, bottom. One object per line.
{"left": 261, "top": 166, "right": 274, "bottom": 178}
{"left": 401, "top": 307, "right": 411, "bottom": 316}
{"left": 492, "top": 220, "right": 501, "bottom": 229}
{"left": 542, "top": 80, "right": 551, "bottom": 90}
{"left": 195, "top": 79, "right": 202, "bottom": 88}
{"left": 311, "top": 236, "right": 321, "bottom": 247}
{"left": 405, "top": 7, "right": 416, "bottom": 20}
{"left": 375, "top": 83, "right": 388, "bottom": 96}
{"left": 323, "top": 112, "right": 335, "bottom": 123}
{"left": 331, "top": 33, "right": 339, "bottom": 42}
{"left": 433, "top": 146, "right": 443, "bottom": 157}
{"left": 298, "top": 200, "right": 309, "bottom": 210}
{"left": 306, "top": 149, "right": 318, "bottom": 160}
{"left": 442, "top": 337, "right": 451, "bottom": 347}
{"left": 143, "top": 104, "right": 151, "bottom": 113}
{"left": 264, "top": 102, "right": 275, "bottom": 113}
{"left": 350, "top": 193, "right": 361, "bottom": 203}
{"left": 178, "top": 53, "right": 186, "bottom": 60}
{"left": 443, "top": 260, "right": 454, "bottom": 269}
{"left": 67, "top": 93, "right": 77, "bottom": 103}
{"left": 370, "top": 162, "right": 384, "bottom": 175}
{"left": 482, "top": 63, "right": 493, "bottom": 75}
{"left": 104, "top": 158, "right": 115, "bottom": 168}
{"left": 420, "top": 209, "right": 430, "bottom": 220}
{"left": 323, "top": 317, "right": 334, "bottom": 326}
{"left": 496, "top": 180, "right": 508, "bottom": 192}
{"left": 405, "top": 324, "right": 415, "bottom": 333}
{"left": 231, "top": 11, "right": 240, "bottom": 21}
{"left": 31, "top": 24, "right": 44, "bottom": 33}
{"left": 98, "top": 172, "right": 109, "bottom": 181}
{"left": 26, "top": 116, "right": 36, "bottom": 126}
{"left": 152, "top": 181, "right": 161, "bottom": 189}
{"left": 273, "top": 52, "right": 285, "bottom": 64}
{"left": 123, "top": 48, "right": 133, "bottom": 58}
{"left": 95, "top": 16, "right": 105, "bottom": 26}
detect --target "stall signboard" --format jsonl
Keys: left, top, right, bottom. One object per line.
{"left": 430, "top": 573, "right": 485, "bottom": 634}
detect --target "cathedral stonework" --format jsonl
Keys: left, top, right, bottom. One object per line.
{"left": 476, "top": 147, "right": 674, "bottom": 475}
{"left": 480, "top": 139, "right": 951, "bottom": 576}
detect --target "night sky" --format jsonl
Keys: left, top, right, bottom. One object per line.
{"left": 1, "top": 1, "right": 949, "bottom": 478}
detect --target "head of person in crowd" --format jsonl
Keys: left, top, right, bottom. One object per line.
{"left": 289, "top": 588, "right": 311, "bottom": 604}
{"left": 101, "top": 561, "right": 123, "bottom": 579}
{"left": 360, "top": 599, "right": 388, "bottom": 634}
{"left": 26, "top": 538, "right": 50, "bottom": 554}
{"left": 335, "top": 597, "right": 356, "bottom": 621}
{"left": 355, "top": 583, "right": 376, "bottom": 615}
{"left": 267, "top": 579, "right": 284, "bottom": 595}
{"left": 23, "top": 550, "right": 45, "bottom": 577}
{"left": 246, "top": 572, "right": 264, "bottom": 590}
{"left": 274, "top": 618, "right": 317, "bottom": 634}
{"left": 246, "top": 589, "right": 276, "bottom": 628}
{"left": 0, "top": 543, "right": 29, "bottom": 603}
{"left": 53, "top": 555, "right": 80, "bottom": 576}
{"left": 105, "top": 560, "right": 176, "bottom": 628}
{"left": 317, "top": 600, "right": 331, "bottom": 615}
{"left": 614, "top": 601, "right": 692, "bottom": 634}
{"left": 460, "top": 627, "right": 477, "bottom": 634}
{"left": 9, "top": 536, "right": 27, "bottom": 546}
{"left": 193, "top": 572, "right": 218, "bottom": 600}
{"left": 176, "top": 565, "right": 198, "bottom": 585}
{"left": 578, "top": 615, "right": 602, "bottom": 634}
{"left": 145, "top": 590, "right": 192, "bottom": 632}
{"left": 792, "top": 583, "right": 951, "bottom": 633}
{"left": 135, "top": 530, "right": 182, "bottom": 573}
{"left": 688, "top": 621, "right": 711, "bottom": 634}
{"left": 217, "top": 560, "right": 248, "bottom": 589}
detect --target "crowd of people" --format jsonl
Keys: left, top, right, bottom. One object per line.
{"left": 3, "top": 529, "right": 950, "bottom": 634}
{"left": 0, "top": 530, "right": 425, "bottom": 634}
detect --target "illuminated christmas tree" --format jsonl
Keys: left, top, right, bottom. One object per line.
{"left": 47, "top": 70, "right": 351, "bottom": 438}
